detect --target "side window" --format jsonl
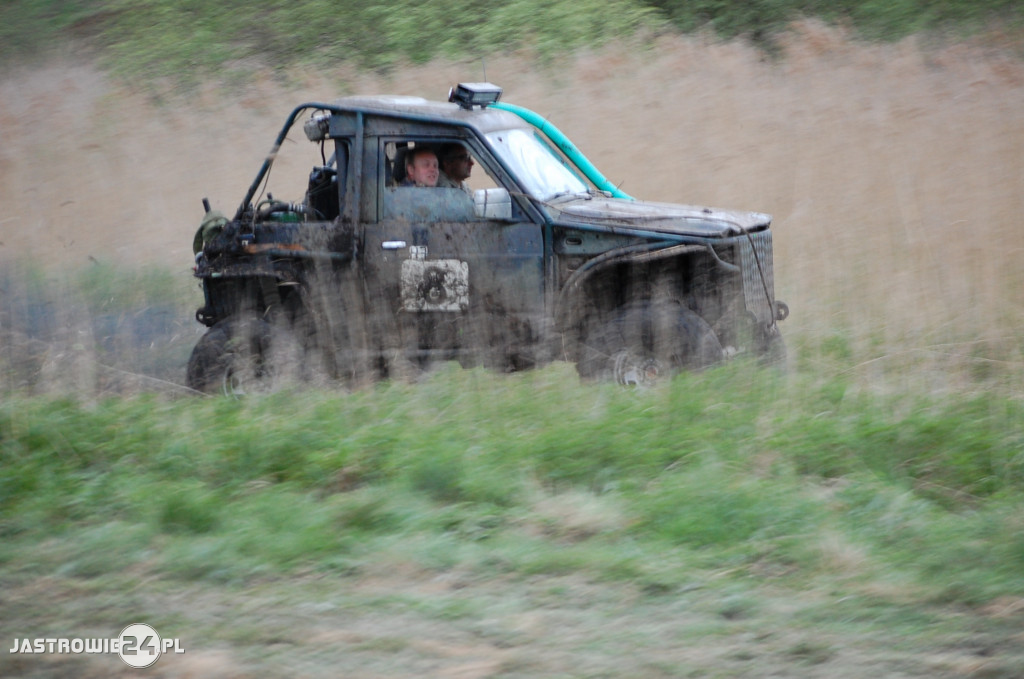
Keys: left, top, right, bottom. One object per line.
{"left": 381, "top": 139, "right": 499, "bottom": 223}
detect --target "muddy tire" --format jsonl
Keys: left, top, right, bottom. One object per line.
{"left": 186, "top": 317, "right": 273, "bottom": 395}
{"left": 576, "top": 301, "right": 723, "bottom": 385}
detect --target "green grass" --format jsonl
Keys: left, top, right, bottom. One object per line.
{"left": 2, "top": 1, "right": 1022, "bottom": 85}
{"left": 2, "top": 360, "right": 1023, "bottom": 605}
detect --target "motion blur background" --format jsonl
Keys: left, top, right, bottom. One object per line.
{"left": 2, "top": 16, "right": 1022, "bottom": 393}
{"left": 3, "top": 6, "right": 1024, "bottom": 676}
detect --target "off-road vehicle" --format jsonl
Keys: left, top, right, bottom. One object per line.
{"left": 187, "top": 83, "right": 787, "bottom": 393}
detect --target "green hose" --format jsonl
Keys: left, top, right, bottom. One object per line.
{"left": 491, "top": 101, "right": 633, "bottom": 200}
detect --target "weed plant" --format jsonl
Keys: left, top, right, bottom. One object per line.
{"left": 3, "top": 1, "right": 1022, "bottom": 83}
{"left": 0, "top": 260, "right": 200, "bottom": 395}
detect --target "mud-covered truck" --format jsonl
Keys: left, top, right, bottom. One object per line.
{"left": 187, "top": 83, "right": 787, "bottom": 394}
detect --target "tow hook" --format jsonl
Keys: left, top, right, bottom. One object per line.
{"left": 774, "top": 301, "right": 790, "bottom": 322}
{"left": 195, "top": 307, "right": 215, "bottom": 325}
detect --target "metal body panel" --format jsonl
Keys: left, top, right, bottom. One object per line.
{"left": 363, "top": 216, "right": 545, "bottom": 316}
{"left": 548, "top": 197, "right": 771, "bottom": 238}
{"left": 331, "top": 96, "right": 532, "bottom": 135}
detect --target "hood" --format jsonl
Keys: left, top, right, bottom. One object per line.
{"left": 548, "top": 195, "right": 772, "bottom": 238}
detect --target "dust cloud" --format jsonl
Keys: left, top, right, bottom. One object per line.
{"left": 2, "top": 21, "right": 1022, "bottom": 374}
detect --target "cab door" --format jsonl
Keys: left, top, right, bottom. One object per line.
{"left": 361, "top": 138, "right": 544, "bottom": 366}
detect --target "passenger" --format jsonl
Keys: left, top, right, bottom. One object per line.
{"left": 401, "top": 147, "right": 439, "bottom": 187}
{"left": 437, "top": 143, "right": 473, "bottom": 193}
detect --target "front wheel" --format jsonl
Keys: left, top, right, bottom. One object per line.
{"left": 186, "top": 317, "right": 274, "bottom": 396}
{"left": 189, "top": 314, "right": 327, "bottom": 395}
{"left": 576, "top": 302, "right": 723, "bottom": 385}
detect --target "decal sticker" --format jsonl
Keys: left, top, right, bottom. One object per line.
{"left": 400, "top": 259, "right": 469, "bottom": 312}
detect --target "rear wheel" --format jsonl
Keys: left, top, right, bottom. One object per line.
{"left": 576, "top": 301, "right": 722, "bottom": 385}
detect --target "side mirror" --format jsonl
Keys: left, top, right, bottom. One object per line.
{"left": 474, "top": 188, "right": 513, "bottom": 221}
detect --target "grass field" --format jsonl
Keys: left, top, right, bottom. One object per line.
{"left": 2, "top": 4, "right": 1024, "bottom": 675}
{"left": 2, "top": 360, "right": 1024, "bottom": 676}
{"left": 2, "top": 254, "right": 1024, "bottom": 676}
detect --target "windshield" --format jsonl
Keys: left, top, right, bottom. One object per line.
{"left": 486, "top": 128, "right": 589, "bottom": 201}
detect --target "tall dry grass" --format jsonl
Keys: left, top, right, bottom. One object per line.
{"left": 1, "top": 22, "right": 1021, "bottom": 390}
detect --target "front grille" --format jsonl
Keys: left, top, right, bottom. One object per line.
{"left": 738, "top": 230, "right": 775, "bottom": 325}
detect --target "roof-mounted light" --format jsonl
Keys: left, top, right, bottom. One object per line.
{"left": 448, "top": 82, "right": 502, "bottom": 110}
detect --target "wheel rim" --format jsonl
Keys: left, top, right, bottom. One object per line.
{"left": 221, "top": 354, "right": 273, "bottom": 397}
{"left": 611, "top": 350, "right": 664, "bottom": 386}
{"left": 578, "top": 302, "right": 723, "bottom": 384}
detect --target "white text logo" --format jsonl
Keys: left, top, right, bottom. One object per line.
{"left": 9, "top": 623, "right": 183, "bottom": 669}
